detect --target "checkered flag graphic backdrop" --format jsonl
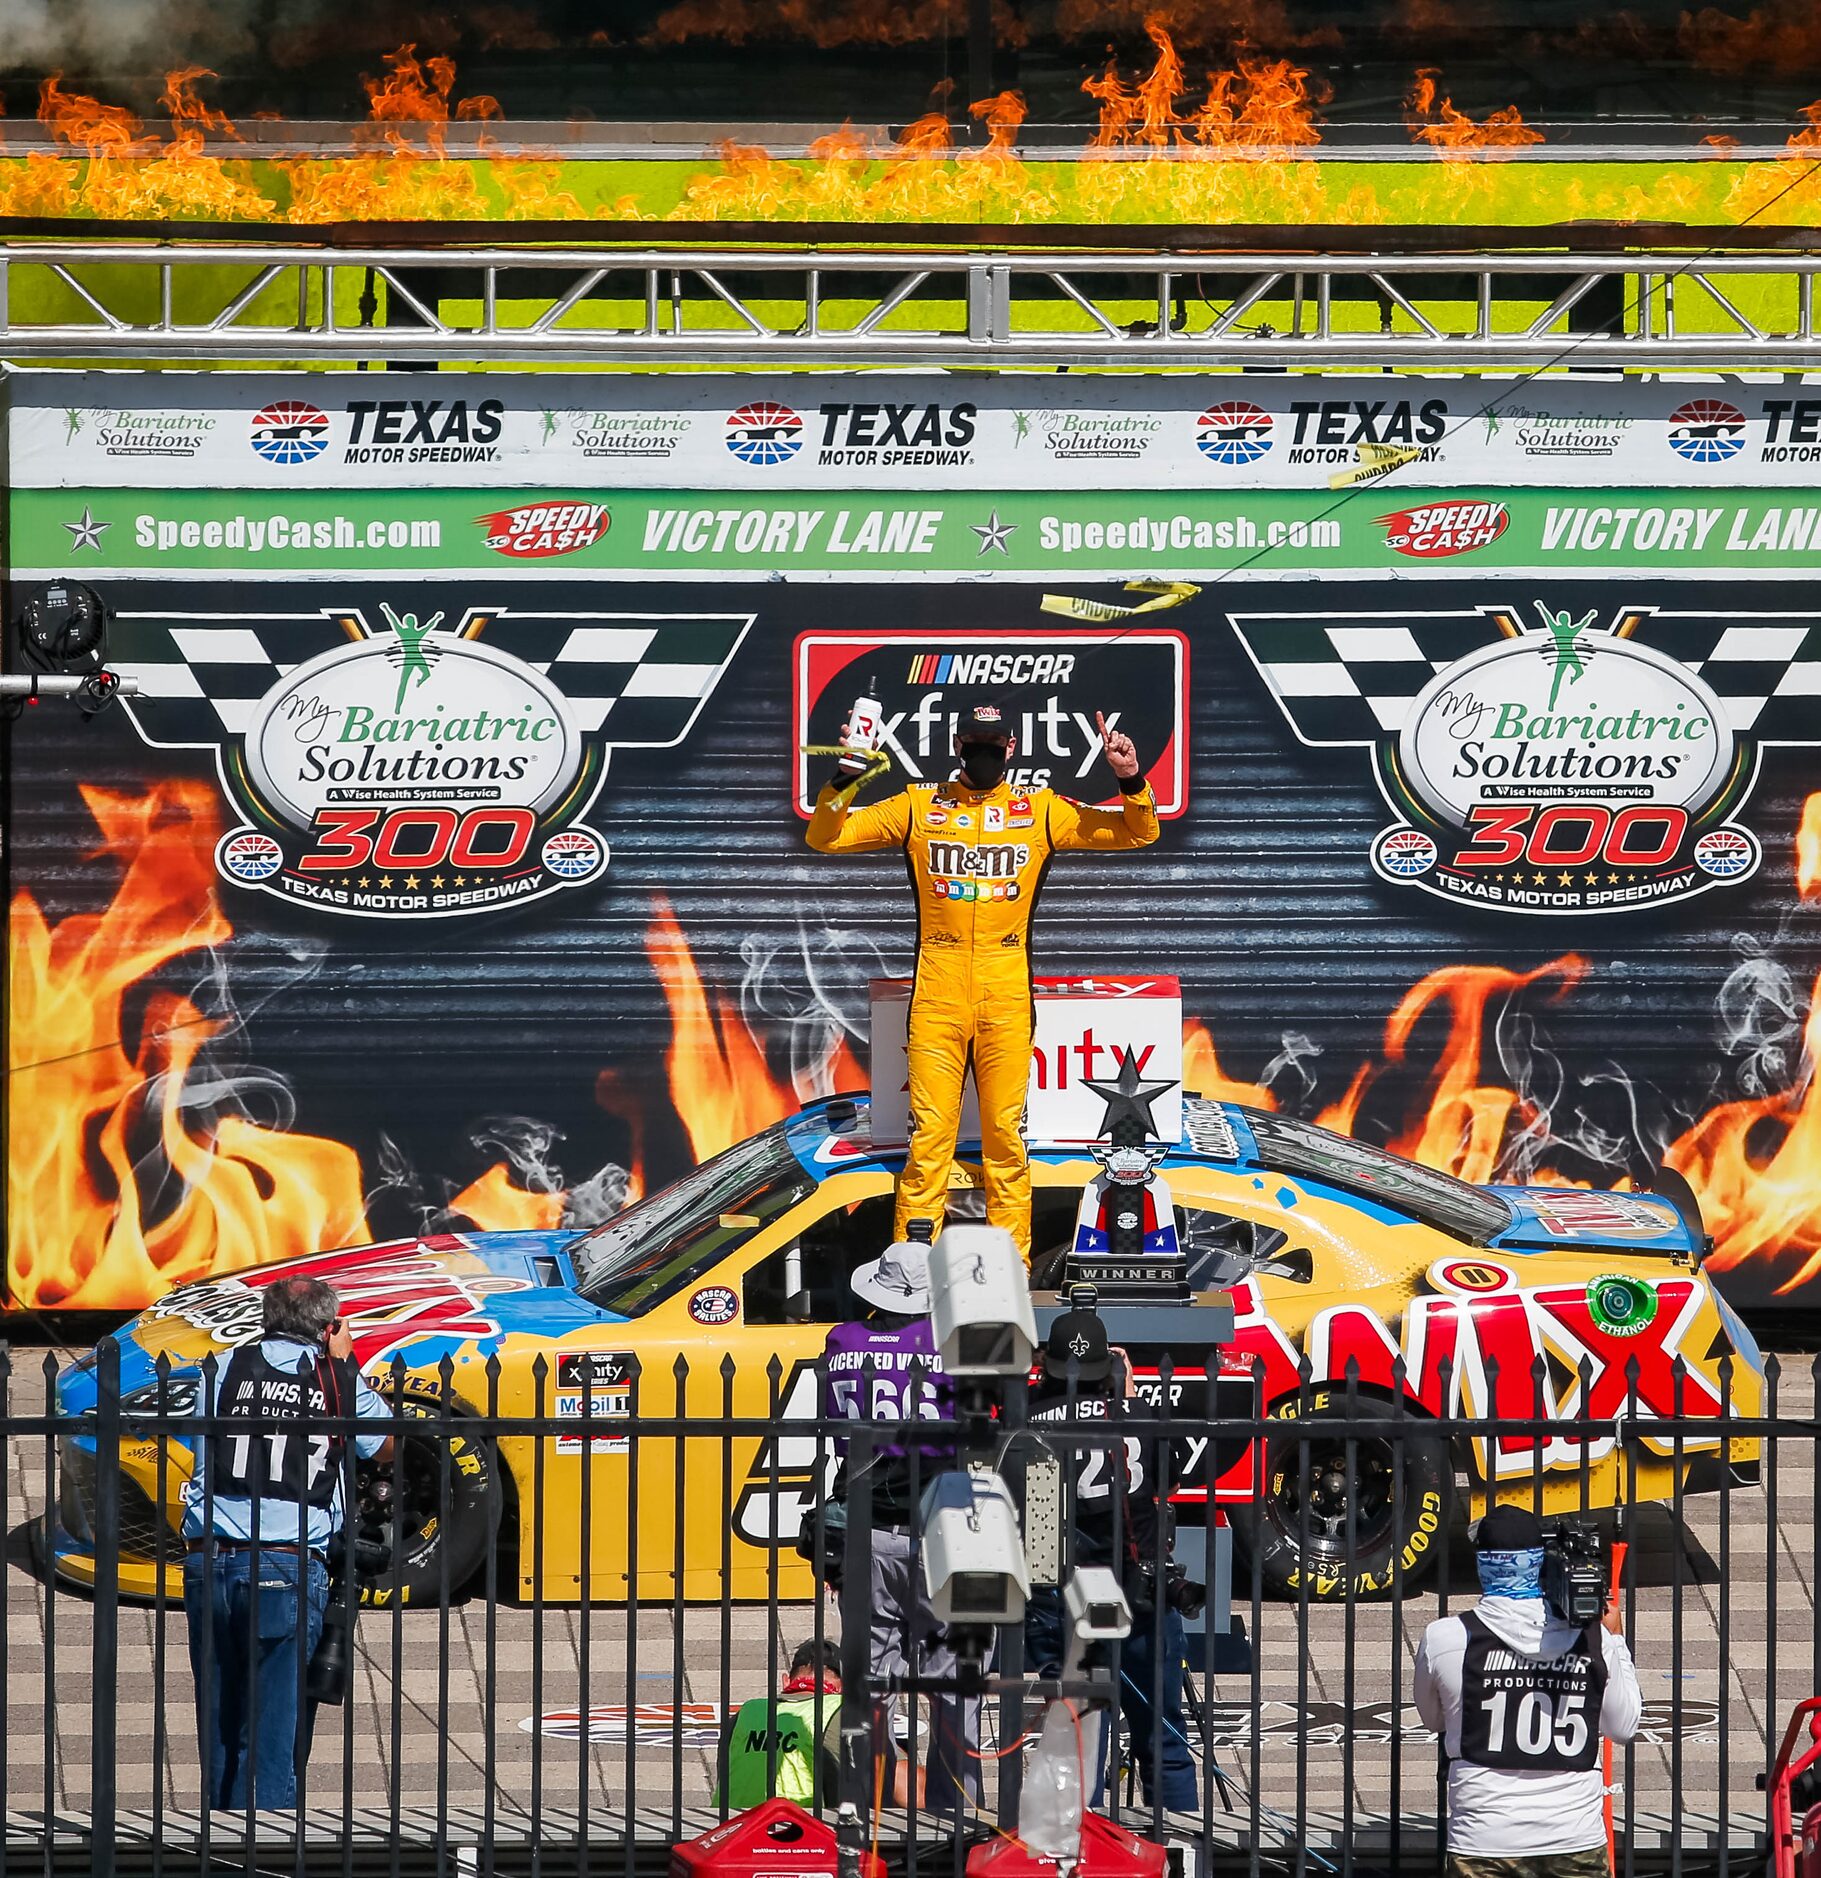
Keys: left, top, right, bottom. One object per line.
{"left": 1226, "top": 610, "right": 1503, "bottom": 744}
{"left": 1624, "top": 614, "right": 1821, "bottom": 744}
{"left": 1229, "top": 606, "right": 1821, "bottom": 747}
{"left": 111, "top": 606, "right": 753, "bottom": 750}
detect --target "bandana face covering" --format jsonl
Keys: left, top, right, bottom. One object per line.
{"left": 1477, "top": 1545, "right": 1546, "bottom": 1598}
{"left": 959, "top": 742, "right": 1008, "bottom": 788}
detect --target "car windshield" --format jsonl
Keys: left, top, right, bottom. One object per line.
{"left": 1241, "top": 1109, "right": 1511, "bottom": 1245}
{"left": 567, "top": 1126, "right": 814, "bottom": 1315}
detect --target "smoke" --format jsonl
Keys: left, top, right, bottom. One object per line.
{"left": 1715, "top": 941, "right": 1806, "bottom": 1097}
{"left": 739, "top": 922, "right": 891, "bottom": 1099}
{"left": 1258, "top": 1030, "right": 1322, "bottom": 1106}
{"left": 0, "top": 0, "right": 255, "bottom": 74}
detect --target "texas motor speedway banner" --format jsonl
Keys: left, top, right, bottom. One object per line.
{"left": 5, "top": 372, "right": 1819, "bottom": 1311}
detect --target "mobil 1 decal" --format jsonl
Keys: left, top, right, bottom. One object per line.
{"left": 105, "top": 583, "right": 751, "bottom": 920}
{"left": 792, "top": 624, "right": 1189, "bottom": 813}
{"left": 1229, "top": 585, "right": 1821, "bottom": 916}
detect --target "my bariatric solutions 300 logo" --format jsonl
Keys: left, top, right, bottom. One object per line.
{"left": 1228, "top": 596, "right": 1821, "bottom": 918}
{"left": 106, "top": 594, "right": 752, "bottom": 923}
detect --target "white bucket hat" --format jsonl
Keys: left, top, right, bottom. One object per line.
{"left": 849, "top": 1241, "right": 933, "bottom": 1314}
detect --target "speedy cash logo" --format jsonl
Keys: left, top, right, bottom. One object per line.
{"left": 794, "top": 628, "right": 1189, "bottom": 814}
{"left": 475, "top": 499, "right": 610, "bottom": 560}
{"left": 1377, "top": 500, "right": 1510, "bottom": 559}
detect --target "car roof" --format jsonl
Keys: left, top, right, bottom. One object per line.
{"left": 783, "top": 1090, "right": 1254, "bottom": 1179}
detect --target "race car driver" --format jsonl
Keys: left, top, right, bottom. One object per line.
{"left": 806, "top": 699, "right": 1158, "bottom": 1260}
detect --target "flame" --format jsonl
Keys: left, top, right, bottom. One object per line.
{"left": 1381, "top": 959, "right": 1588, "bottom": 1179}
{"left": 1667, "top": 799, "right": 1821, "bottom": 1290}
{"left": 1799, "top": 793, "right": 1821, "bottom": 896}
{"left": 5, "top": 33, "right": 1818, "bottom": 231}
{"left": 1407, "top": 70, "right": 1545, "bottom": 149}
{"left": 1680, "top": 4, "right": 1821, "bottom": 74}
{"left": 450, "top": 1163, "right": 565, "bottom": 1231}
{"left": 13, "top": 778, "right": 1821, "bottom": 1309}
{"left": 6, "top": 782, "right": 368, "bottom": 1311}
{"left": 1183, "top": 1020, "right": 1280, "bottom": 1109}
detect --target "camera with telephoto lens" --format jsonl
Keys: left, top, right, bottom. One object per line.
{"left": 306, "top": 1529, "right": 397, "bottom": 1705}
{"left": 1543, "top": 1519, "right": 1607, "bottom": 1626}
{"left": 794, "top": 1495, "right": 847, "bottom": 1590}
{"left": 1126, "top": 1557, "right": 1207, "bottom": 1619}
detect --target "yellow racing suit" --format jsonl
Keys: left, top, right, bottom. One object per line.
{"left": 807, "top": 773, "right": 1159, "bottom": 1259}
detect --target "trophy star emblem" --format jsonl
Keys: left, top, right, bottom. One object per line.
{"left": 1082, "top": 1047, "right": 1178, "bottom": 1144}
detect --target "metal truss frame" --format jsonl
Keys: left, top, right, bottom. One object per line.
{"left": 2, "top": 240, "right": 1819, "bottom": 368}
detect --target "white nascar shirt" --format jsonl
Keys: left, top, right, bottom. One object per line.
{"left": 1413, "top": 1595, "right": 1643, "bottom": 1856}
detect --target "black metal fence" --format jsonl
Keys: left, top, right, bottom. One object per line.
{"left": 3, "top": 1337, "right": 1816, "bottom": 1876}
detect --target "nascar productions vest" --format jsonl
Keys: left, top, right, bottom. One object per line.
{"left": 209, "top": 1344, "right": 357, "bottom": 1511}
{"left": 1457, "top": 1610, "right": 1607, "bottom": 1773}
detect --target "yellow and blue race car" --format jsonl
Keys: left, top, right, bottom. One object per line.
{"left": 51, "top": 1094, "right": 1763, "bottom": 1605}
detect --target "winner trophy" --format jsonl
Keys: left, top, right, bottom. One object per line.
{"left": 1065, "top": 1050, "right": 1191, "bottom": 1302}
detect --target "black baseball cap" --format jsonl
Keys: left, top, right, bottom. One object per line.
{"left": 957, "top": 700, "right": 1013, "bottom": 743}
{"left": 1043, "top": 1307, "right": 1111, "bottom": 1384}
{"left": 1474, "top": 1505, "right": 1544, "bottom": 1551}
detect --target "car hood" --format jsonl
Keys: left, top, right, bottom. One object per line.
{"left": 1486, "top": 1186, "right": 1696, "bottom": 1257}
{"left": 58, "top": 1230, "right": 623, "bottom": 1408}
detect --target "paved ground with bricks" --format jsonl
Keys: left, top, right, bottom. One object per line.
{"left": 5, "top": 1346, "right": 1814, "bottom": 1849}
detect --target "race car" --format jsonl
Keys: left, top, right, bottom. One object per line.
{"left": 50, "top": 1093, "right": 1763, "bottom": 1606}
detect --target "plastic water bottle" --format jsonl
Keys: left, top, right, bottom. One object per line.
{"left": 1019, "top": 1699, "right": 1084, "bottom": 1863}
{"left": 839, "top": 680, "right": 884, "bottom": 775}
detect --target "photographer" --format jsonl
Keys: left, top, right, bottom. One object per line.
{"left": 1414, "top": 1506, "right": 1641, "bottom": 1878}
{"left": 1023, "top": 1307, "right": 1198, "bottom": 1815}
{"left": 818, "top": 1237, "right": 981, "bottom": 1820}
{"left": 181, "top": 1277, "right": 392, "bottom": 1809}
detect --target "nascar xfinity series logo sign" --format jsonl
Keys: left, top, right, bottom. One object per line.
{"left": 107, "top": 588, "right": 751, "bottom": 921}
{"left": 792, "top": 627, "right": 1189, "bottom": 814}
{"left": 1230, "top": 598, "right": 1821, "bottom": 916}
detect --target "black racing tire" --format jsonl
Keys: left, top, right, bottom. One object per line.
{"left": 353, "top": 1397, "right": 501, "bottom": 1608}
{"left": 1230, "top": 1388, "right": 1448, "bottom": 1603}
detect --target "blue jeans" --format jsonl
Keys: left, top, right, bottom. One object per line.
{"left": 1025, "top": 1588, "right": 1198, "bottom": 1813}
{"left": 184, "top": 1547, "right": 330, "bottom": 1809}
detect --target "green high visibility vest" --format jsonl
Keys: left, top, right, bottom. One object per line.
{"left": 719, "top": 1690, "right": 835, "bottom": 1808}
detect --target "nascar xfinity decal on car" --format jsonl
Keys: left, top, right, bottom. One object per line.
{"left": 50, "top": 1095, "right": 1762, "bottom": 1611}
{"left": 101, "top": 586, "right": 752, "bottom": 922}
{"left": 1231, "top": 595, "right": 1821, "bottom": 917}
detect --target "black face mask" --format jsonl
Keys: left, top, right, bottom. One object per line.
{"left": 959, "top": 742, "right": 1008, "bottom": 788}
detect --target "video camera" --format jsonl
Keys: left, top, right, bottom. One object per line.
{"left": 1127, "top": 1556, "right": 1207, "bottom": 1620}
{"left": 1542, "top": 1519, "right": 1607, "bottom": 1626}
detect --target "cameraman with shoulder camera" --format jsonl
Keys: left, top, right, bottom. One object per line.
{"left": 182, "top": 1276, "right": 393, "bottom": 1810}
{"left": 1414, "top": 1506, "right": 1640, "bottom": 1878}
{"left": 1023, "top": 1304, "right": 1198, "bottom": 1815}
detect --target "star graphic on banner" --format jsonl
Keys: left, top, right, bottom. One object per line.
{"left": 1082, "top": 1047, "right": 1178, "bottom": 1144}
{"left": 970, "top": 510, "right": 1017, "bottom": 556}
{"left": 64, "top": 505, "right": 109, "bottom": 552}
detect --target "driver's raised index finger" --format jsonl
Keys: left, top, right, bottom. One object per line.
{"left": 1095, "top": 709, "right": 1109, "bottom": 742}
